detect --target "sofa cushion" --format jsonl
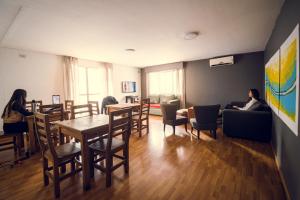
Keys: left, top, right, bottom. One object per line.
{"left": 150, "top": 104, "right": 161, "bottom": 109}
{"left": 149, "top": 95, "right": 160, "bottom": 104}
{"left": 160, "top": 95, "right": 175, "bottom": 103}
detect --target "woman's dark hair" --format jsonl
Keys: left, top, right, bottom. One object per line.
{"left": 249, "top": 88, "right": 260, "bottom": 100}
{"left": 1, "top": 89, "right": 27, "bottom": 118}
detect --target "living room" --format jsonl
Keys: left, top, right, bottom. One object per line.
{"left": 0, "top": 0, "right": 299, "bottom": 199}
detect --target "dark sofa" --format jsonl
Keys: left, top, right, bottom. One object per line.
{"left": 222, "top": 101, "right": 272, "bottom": 142}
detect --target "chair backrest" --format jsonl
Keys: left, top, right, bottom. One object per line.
{"left": 88, "top": 101, "right": 100, "bottom": 115}
{"left": 160, "top": 103, "right": 177, "bottom": 122}
{"left": 39, "top": 104, "right": 64, "bottom": 122}
{"left": 106, "top": 108, "right": 132, "bottom": 151}
{"left": 34, "top": 112, "right": 57, "bottom": 158}
{"left": 193, "top": 105, "right": 221, "bottom": 125}
{"left": 26, "top": 100, "right": 43, "bottom": 112}
{"left": 101, "top": 96, "right": 119, "bottom": 114}
{"left": 138, "top": 98, "right": 150, "bottom": 119}
{"left": 65, "top": 100, "right": 74, "bottom": 111}
{"left": 71, "top": 104, "right": 93, "bottom": 119}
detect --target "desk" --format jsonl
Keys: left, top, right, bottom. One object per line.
{"left": 106, "top": 103, "right": 140, "bottom": 113}
{"left": 54, "top": 115, "right": 109, "bottom": 191}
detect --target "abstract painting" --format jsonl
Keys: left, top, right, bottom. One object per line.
{"left": 278, "top": 24, "right": 299, "bottom": 136}
{"left": 265, "top": 50, "right": 280, "bottom": 114}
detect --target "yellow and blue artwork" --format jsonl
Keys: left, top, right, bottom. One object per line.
{"left": 265, "top": 51, "right": 280, "bottom": 114}
{"left": 278, "top": 24, "right": 299, "bottom": 136}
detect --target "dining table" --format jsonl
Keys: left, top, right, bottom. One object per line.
{"left": 54, "top": 114, "right": 110, "bottom": 191}
{"left": 106, "top": 103, "right": 140, "bottom": 113}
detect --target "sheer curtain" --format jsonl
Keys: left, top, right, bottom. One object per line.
{"left": 63, "top": 56, "right": 80, "bottom": 103}
{"left": 63, "top": 56, "right": 113, "bottom": 104}
{"left": 146, "top": 67, "right": 185, "bottom": 108}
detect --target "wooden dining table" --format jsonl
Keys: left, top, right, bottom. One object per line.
{"left": 54, "top": 114, "right": 110, "bottom": 191}
{"left": 106, "top": 103, "right": 140, "bottom": 113}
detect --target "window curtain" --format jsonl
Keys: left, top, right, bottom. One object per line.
{"left": 63, "top": 56, "right": 80, "bottom": 103}
{"left": 63, "top": 56, "right": 114, "bottom": 104}
{"left": 146, "top": 63, "right": 186, "bottom": 108}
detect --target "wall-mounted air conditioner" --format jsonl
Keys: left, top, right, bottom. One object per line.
{"left": 209, "top": 56, "right": 234, "bottom": 67}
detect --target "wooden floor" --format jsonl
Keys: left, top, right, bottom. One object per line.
{"left": 0, "top": 116, "right": 285, "bottom": 200}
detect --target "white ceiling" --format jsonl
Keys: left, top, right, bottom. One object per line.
{"left": 0, "top": 0, "right": 284, "bottom": 67}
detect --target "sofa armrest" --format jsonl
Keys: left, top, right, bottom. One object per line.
{"left": 222, "top": 109, "right": 272, "bottom": 142}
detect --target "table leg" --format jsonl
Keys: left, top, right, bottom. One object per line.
{"left": 27, "top": 118, "right": 37, "bottom": 154}
{"left": 81, "top": 134, "right": 91, "bottom": 190}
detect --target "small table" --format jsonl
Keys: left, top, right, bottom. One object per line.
{"left": 106, "top": 103, "right": 140, "bottom": 113}
{"left": 54, "top": 115, "right": 110, "bottom": 191}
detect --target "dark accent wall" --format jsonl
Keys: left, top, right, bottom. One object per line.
{"left": 264, "top": 0, "right": 300, "bottom": 199}
{"left": 185, "top": 52, "right": 264, "bottom": 108}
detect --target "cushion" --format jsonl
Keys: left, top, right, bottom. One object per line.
{"left": 160, "top": 95, "right": 175, "bottom": 103}
{"left": 150, "top": 104, "right": 161, "bottom": 109}
{"left": 248, "top": 101, "right": 264, "bottom": 111}
{"left": 149, "top": 95, "right": 160, "bottom": 104}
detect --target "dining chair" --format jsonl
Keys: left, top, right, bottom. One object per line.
{"left": 0, "top": 131, "right": 23, "bottom": 167}
{"left": 89, "top": 107, "right": 132, "bottom": 187}
{"left": 101, "top": 96, "right": 118, "bottom": 114}
{"left": 64, "top": 100, "right": 74, "bottom": 111}
{"left": 40, "top": 104, "right": 65, "bottom": 145}
{"left": 88, "top": 101, "right": 100, "bottom": 115}
{"left": 71, "top": 104, "right": 93, "bottom": 119}
{"left": 34, "top": 112, "right": 81, "bottom": 198}
{"left": 160, "top": 103, "right": 188, "bottom": 135}
{"left": 132, "top": 98, "right": 150, "bottom": 137}
{"left": 190, "top": 105, "right": 221, "bottom": 139}
{"left": 26, "top": 100, "right": 43, "bottom": 112}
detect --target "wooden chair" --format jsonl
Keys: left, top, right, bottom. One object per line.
{"left": 89, "top": 108, "right": 132, "bottom": 187}
{"left": 161, "top": 103, "right": 188, "bottom": 134}
{"left": 70, "top": 104, "right": 93, "bottom": 119}
{"left": 34, "top": 112, "right": 81, "bottom": 198}
{"left": 40, "top": 104, "right": 65, "bottom": 144}
{"left": 64, "top": 100, "right": 74, "bottom": 111}
{"left": 190, "top": 105, "right": 221, "bottom": 139}
{"left": 26, "top": 100, "right": 43, "bottom": 112}
{"left": 0, "top": 131, "right": 23, "bottom": 167}
{"left": 88, "top": 101, "right": 100, "bottom": 115}
{"left": 132, "top": 98, "right": 150, "bottom": 137}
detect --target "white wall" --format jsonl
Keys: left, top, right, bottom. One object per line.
{"left": 0, "top": 47, "right": 64, "bottom": 130}
{"left": 112, "top": 64, "right": 141, "bottom": 103}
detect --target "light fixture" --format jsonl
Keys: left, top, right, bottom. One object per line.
{"left": 125, "top": 48, "right": 135, "bottom": 52}
{"left": 184, "top": 31, "right": 200, "bottom": 40}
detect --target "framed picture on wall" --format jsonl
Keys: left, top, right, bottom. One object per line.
{"left": 52, "top": 95, "right": 60, "bottom": 104}
{"left": 122, "top": 81, "right": 136, "bottom": 93}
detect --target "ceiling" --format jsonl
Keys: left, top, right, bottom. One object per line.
{"left": 0, "top": 0, "right": 284, "bottom": 67}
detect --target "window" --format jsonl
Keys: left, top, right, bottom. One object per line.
{"left": 147, "top": 69, "right": 183, "bottom": 96}
{"left": 77, "top": 65, "right": 109, "bottom": 104}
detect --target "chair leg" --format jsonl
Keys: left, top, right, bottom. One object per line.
{"left": 185, "top": 123, "right": 188, "bottom": 132}
{"left": 197, "top": 130, "right": 200, "bottom": 140}
{"left": 138, "top": 121, "right": 142, "bottom": 137}
{"left": 212, "top": 129, "right": 217, "bottom": 139}
{"left": 163, "top": 124, "right": 166, "bottom": 132}
{"left": 173, "top": 126, "right": 175, "bottom": 135}
{"left": 147, "top": 118, "right": 149, "bottom": 134}
{"left": 123, "top": 146, "right": 129, "bottom": 174}
{"left": 43, "top": 157, "right": 49, "bottom": 186}
{"left": 89, "top": 150, "right": 95, "bottom": 178}
{"left": 106, "top": 155, "right": 113, "bottom": 187}
{"left": 53, "top": 165, "right": 60, "bottom": 198}
{"left": 13, "top": 136, "right": 17, "bottom": 153}
{"left": 71, "top": 159, "right": 76, "bottom": 175}
{"left": 191, "top": 127, "right": 193, "bottom": 134}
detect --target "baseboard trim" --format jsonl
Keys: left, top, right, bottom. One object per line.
{"left": 271, "top": 145, "right": 291, "bottom": 200}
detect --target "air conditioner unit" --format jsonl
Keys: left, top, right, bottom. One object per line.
{"left": 209, "top": 56, "right": 234, "bottom": 67}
